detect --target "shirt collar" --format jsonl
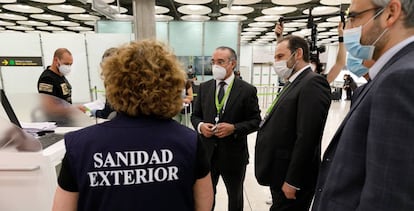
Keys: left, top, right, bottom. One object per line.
{"left": 216, "top": 72, "right": 235, "bottom": 86}
{"left": 369, "top": 35, "right": 414, "bottom": 79}
{"left": 288, "top": 64, "right": 310, "bottom": 83}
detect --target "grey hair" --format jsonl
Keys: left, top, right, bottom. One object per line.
{"left": 372, "top": 0, "right": 414, "bottom": 27}
{"left": 216, "top": 46, "right": 237, "bottom": 61}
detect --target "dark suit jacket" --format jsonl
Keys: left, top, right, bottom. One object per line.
{"left": 191, "top": 77, "right": 261, "bottom": 166}
{"left": 255, "top": 68, "right": 331, "bottom": 189}
{"left": 312, "top": 41, "right": 414, "bottom": 211}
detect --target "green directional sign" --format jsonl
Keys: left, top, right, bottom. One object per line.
{"left": 0, "top": 57, "right": 43, "bottom": 66}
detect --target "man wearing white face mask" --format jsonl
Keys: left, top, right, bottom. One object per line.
{"left": 312, "top": 0, "right": 414, "bottom": 210}
{"left": 255, "top": 35, "right": 331, "bottom": 211}
{"left": 191, "top": 46, "right": 261, "bottom": 211}
{"left": 38, "top": 48, "right": 73, "bottom": 104}
{"left": 38, "top": 48, "right": 86, "bottom": 115}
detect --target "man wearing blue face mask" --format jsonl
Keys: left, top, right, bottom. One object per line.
{"left": 255, "top": 35, "right": 331, "bottom": 211}
{"left": 191, "top": 46, "right": 261, "bottom": 211}
{"left": 312, "top": 0, "right": 414, "bottom": 210}
{"left": 38, "top": 48, "right": 74, "bottom": 104}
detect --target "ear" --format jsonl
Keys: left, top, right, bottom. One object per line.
{"left": 384, "top": 0, "right": 402, "bottom": 28}
{"left": 230, "top": 60, "right": 237, "bottom": 70}
{"left": 296, "top": 48, "right": 304, "bottom": 60}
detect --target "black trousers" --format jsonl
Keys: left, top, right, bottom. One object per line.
{"left": 269, "top": 185, "right": 314, "bottom": 211}
{"left": 210, "top": 151, "right": 246, "bottom": 211}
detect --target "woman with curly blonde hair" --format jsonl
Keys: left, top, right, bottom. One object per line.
{"left": 53, "top": 40, "right": 213, "bottom": 211}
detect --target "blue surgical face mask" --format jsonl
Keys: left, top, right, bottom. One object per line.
{"left": 343, "top": 8, "right": 387, "bottom": 60}
{"left": 347, "top": 54, "right": 369, "bottom": 77}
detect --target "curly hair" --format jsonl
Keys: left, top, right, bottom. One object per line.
{"left": 101, "top": 40, "right": 186, "bottom": 118}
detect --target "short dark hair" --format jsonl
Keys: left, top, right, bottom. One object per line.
{"left": 280, "top": 35, "right": 310, "bottom": 62}
{"left": 53, "top": 48, "right": 72, "bottom": 59}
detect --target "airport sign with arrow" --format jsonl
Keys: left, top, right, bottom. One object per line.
{"left": 0, "top": 57, "right": 43, "bottom": 66}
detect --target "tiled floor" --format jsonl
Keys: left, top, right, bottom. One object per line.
{"left": 214, "top": 100, "right": 351, "bottom": 211}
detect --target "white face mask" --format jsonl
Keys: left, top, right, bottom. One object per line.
{"left": 272, "top": 52, "right": 296, "bottom": 79}
{"left": 58, "top": 64, "right": 71, "bottom": 76}
{"left": 212, "top": 65, "right": 227, "bottom": 80}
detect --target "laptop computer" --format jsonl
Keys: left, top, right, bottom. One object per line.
{"left": 0, "top": 89, "right": 64, "bottom": 149}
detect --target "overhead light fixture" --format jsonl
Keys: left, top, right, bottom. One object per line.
{"left": 219, "top": 0, "right": 235, "bottom": 9}
{"left": 92, "top": 0, "right": 120, "bottom": 19}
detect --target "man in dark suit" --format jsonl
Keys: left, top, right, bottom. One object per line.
{"left": 191, "top": 46, "right": 261, "bottom": 211}
{"left": 255, "top": 35, "right": 331, "bottom": 211}
{"left": 312, "top": 0, "right": 414, "bottom": 210}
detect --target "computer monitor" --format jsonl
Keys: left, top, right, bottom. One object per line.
{"left": 0, "top": 89, "right": 22, "bottom": 128}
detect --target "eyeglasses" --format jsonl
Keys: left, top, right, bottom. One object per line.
{"left": 346, "top": 7, "right": 382, "bottom": 23}
{"left": 210, "top": 59, "right": 232, "bottom": 66}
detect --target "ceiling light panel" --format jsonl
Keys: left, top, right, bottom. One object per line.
{"left": 217, "top": 15, "right": 247, "bottom": 21}
{"left": 84, "top": 21, "right": 96, "bottom": 26}
{"left": 319, "top": 31, "right": 337, "bottom": 36}
{"left": 2, "top": 30, "right": 23, "bottom": 33}
{"left": 178, "top": 5, "right": 211, "bottom": 15}
{"left": 51, "top": 21, "right": 80, "bottom": 27}
{"left": 0, "top": 13, "right": 27, "bottom": 20}
{"left": 0, "top": 20, "right": 15, "bottom": 26}
{"left": 271, "top": 0, "right": 311, "bottom": 6}
{"left": 248, "top": 22, "right": 274, "bottom": 27}
{"left": 220, "top": 6, "right": 254, "bottom": 15}
{"left": 37, "top": 26, "right": 63, "bottom": 31}
{"left": 261, "top": 6, "right": 297, "bottom": 15}
{"left": 222, "top": 0, "right": 262, "bottom": 5}
{"left": 2, "top": 4, "right": 44, "bottom": 13}
{"left": 29, "top": 0, "right": 65, "bottom": 3}
{"left": 155, "top": 6, "right": 169, "bottom": 14}
{"left": 181, "top": 15, "right": 210, "bottom": 21}
{"left": 320, "top": 0, "right": 351, "bottom": 6}
{"left": 174, "top": 0, "right": 213, "bottom": 3}
{"left": 318, "top": 22, "right": 339, "bottom": 27}
{"left": 17, "top": 20, "right": 47, "bottom": 26}
{"left": 30, "top": 14, "right": 64, "bottom": 21}
{"left": 283, "top": 22, "right": 306, "bottom": 28}
{"left": 47, "top": 5, "right": 86, "bottom": 13}
{"left": 67, "top": 26, "right": 93, "bottom": 31}
{"left": 243, "top": 27, "right": 267, "bottom": 32}
{"left": 293, "top": 17, "right": 321, "bottom": 22}
{"left": 281, "top": 27, "right": 297, "bottom": 32}
{"left": 261, "top": 35, "right": 275, "bottom": 39}
{"left": 155, "top": 15, "right": 174, "bottom": 21}
{"left": 241, "top": 31, "right": 260, "bottom": 35}
{"left": 69, "top": 14, "right": 100, "bottom": 21}
{"left": 26, "top": 30, "right": 46, "bottom": 33}
{"left": 326, "top": 16, "right": 341, "bottom": 22}
{"left": 254, "top": 15, "right": 280, "bottom": 22}
{"left": 6, "top": 25, "right": 34, "bottom": 31}
{"left": 53, "top": 30, "right": 76, "bottom": 33}
{"left": 303, "top": 6, "right": 339, "bottom": 15}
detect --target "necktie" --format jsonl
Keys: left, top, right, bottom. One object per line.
{"left": 218, "top": 81, "right": 226, "bottom": 102}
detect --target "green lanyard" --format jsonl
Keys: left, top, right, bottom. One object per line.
{"left": 265, "top": 83, "right": 291, "bottom": 115}
{"left": 215, "top": 79, "right": 234, "bottom": 116}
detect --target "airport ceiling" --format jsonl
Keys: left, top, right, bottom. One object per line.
{"left": 0, "top": 0, "right": 351, "bottom": 45}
